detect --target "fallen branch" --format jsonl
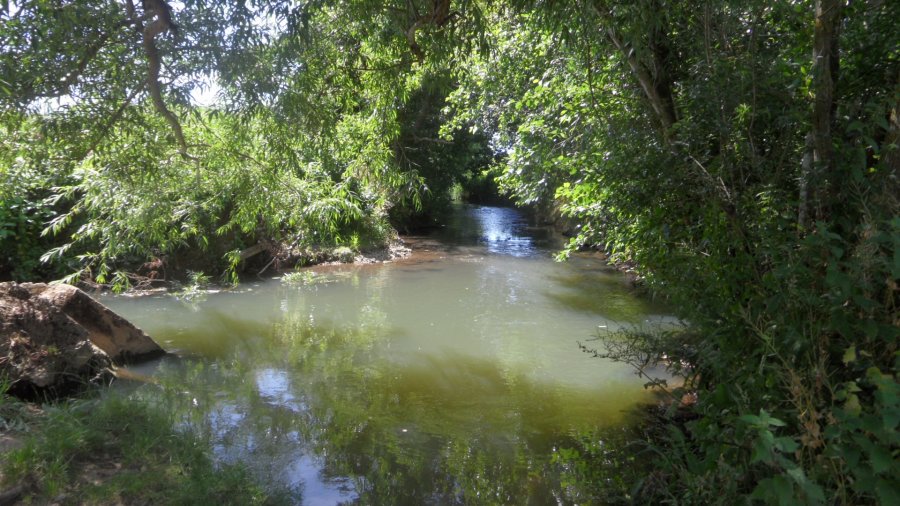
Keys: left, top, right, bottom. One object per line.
{"left": 239, "top": 242, "right": 267, "bottom": 261}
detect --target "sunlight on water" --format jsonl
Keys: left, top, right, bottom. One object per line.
{"left": 105, "top": 205, "right": 674, "bottom": 504}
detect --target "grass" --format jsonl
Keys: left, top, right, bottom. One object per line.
{"left": 0, "top": 388, "right": 292, "bottom": 505}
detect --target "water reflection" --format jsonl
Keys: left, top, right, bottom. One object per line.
{"left": 428, "top": 205, "right": 559, "bottom": 257}
{"left": 107, "top": 205, "right": 670, "bottom": 504}
{"left": 149, "top": 320, "right": 646, "bottom": 504}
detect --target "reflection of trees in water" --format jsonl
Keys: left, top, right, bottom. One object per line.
{"left": 541, "top": 264, "right": 663, "bottom": 323}
{"left": 146, "top": 315, "right": 644, "bottom": 504}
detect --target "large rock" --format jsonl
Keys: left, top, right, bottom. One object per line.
{"left": 25, "top": 283, "right": 164, "bottom": 363}
{"left": 0, "top": 282, "right": 165, "bottom": 398}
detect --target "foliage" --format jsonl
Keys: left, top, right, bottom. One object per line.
{"left": 281, "top": 270, "right": 319, "bottom": 286}
{"left": 389, "top": 70, "right": 496, "bottom": 230}
{"left": 0, "top": 1, "right": 465, "bottom": 285}
{"left": 0, "top": 376, "right": 33, "bottom": 433}
{"left": 174, "top": 269, "right": 213, "bottom": 302}
{"left": 443, "top": 1, "right": 899, "bottom": 503}
{"left": 280, "top": 269, "right": 357, "bottom": 286}
{"left": 0, "top": 117, "right": 77, "bottom": 280}
{"left": 550, "top": 427, "right": 649, "bottom": 504}
{"left": 1, "top": 0, "right": 898, "bottom": 503}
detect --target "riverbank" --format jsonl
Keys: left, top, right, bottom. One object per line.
{"left": 76, "top": 239, "right": 413, "bottom": 298}
{"left": 0, "top": 387, "right": 293, "bottom": 504}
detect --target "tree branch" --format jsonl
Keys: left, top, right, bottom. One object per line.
{"left": 404, "top": 0, "right": 455, "bottom": 62}
{"left": 78, "top": 83, "right": 146, "bottom": 161}
{"left": 130, "top": 0, "right": 192, "bottom": 158}
{"left": 598, "top": 5, "right": 678, "bottom": 135}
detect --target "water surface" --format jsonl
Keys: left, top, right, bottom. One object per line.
{"left": 104, "top": 205, "right": 671, "bottom": 504}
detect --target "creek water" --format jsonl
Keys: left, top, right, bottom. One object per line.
{"left": 104, "top": 204, "right": 672, "bottom": 504}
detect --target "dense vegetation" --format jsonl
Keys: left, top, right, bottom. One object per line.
{"left": 1, "top": 0, "right": 897, "bottom": 504}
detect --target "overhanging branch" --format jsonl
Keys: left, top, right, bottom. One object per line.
{"left": 128, "top": 0, "right": 191, "bottom": 158}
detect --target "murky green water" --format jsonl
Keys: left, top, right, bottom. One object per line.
{"left": 104, "top": 205, "right": 672, "bottom": 504}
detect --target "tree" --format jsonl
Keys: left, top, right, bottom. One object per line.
{"left": 445, "top": 1, "right": 898, "bottom": 502}
{"left": 1, "top": 0, "right": 480, "bottom": 284}
{"left": 2, "top": 1, "right": 897, "bottom": 502}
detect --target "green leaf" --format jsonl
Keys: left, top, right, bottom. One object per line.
{"left": 845, "top": 394, "right": 862, "bottom": 416}
{"left": 842, "top": 345, "right": 857, "bottom": 365}
{"left": 869, "top": 445, "right": 893, "bottom": 474}
{"left": 876, "top": 478, "right": 900, "bottom": 505}
{"left": 775, "top": 436, "right": 800, "bottom": 454}
{"left": 752, "top": 475, "right": 795, "bottom": 506}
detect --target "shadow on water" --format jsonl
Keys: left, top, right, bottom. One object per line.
{"left": 537, "top": 254, "right": 672, "bottom": 324}
{"left": 541, "top": 271, "right": 663, "bottom": 323}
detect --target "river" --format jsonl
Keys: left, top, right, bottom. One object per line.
{"left": 103, "top": 204, "right": 672, "bottom": 504}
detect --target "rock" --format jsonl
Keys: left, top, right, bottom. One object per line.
{"left": 0, "top": 282, "right": 165, "bottom": 399}
{"left": 0, "top": 484, "right": 26, "bottom": 506}
{"left": 331, "top": 246, "right": 356, "bottom": 263}
{"left": 23, "top": 283, "right": 164, "bottom": 363}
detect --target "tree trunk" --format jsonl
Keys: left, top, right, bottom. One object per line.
{"left": 799, "top": 0, "right": 843, "bottom": 228}
{"left": 593, "top": 1, "right": 678, "bottom": 138}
